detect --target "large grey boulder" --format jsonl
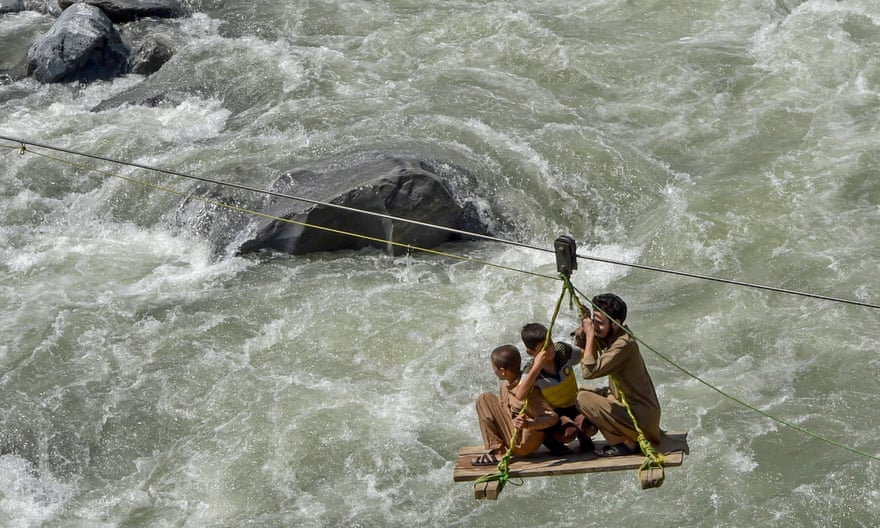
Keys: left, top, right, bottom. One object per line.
{"left": 25, "top": 3, "right": 130, "bottom": 83}
{"left": 174, "top": 154, "right": 495, "bottom": 257}
{"left": 236, "top": 156, "right": 492, "bottom": 256}
{"left": 58, "top": 0, "right": 183, "bottom": 23}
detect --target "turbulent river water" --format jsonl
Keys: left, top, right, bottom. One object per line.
{"left": 1, "top": 1, "right": 879, "bottom": 526}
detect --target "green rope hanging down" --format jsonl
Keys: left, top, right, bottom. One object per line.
{"left": 472, "top": 277, "right": 569, "bottom": 496}
{"left": 562, "top": 274, "right": 666, "bottom": 487}
{"left": 612, "top": 377, "right": 666, "bottom": 487}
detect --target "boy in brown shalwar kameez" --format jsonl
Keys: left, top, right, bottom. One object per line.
{"left": 471, "top": 344, "right": 559, "bottom": 466}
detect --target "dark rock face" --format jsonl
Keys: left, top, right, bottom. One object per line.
{"left": 236, "top": 156, "right": 492, "bottom": 256}
{"left": 174, "top": 154, "right": 495, "bottom": 257}
{"left": 58, "top": 0, "right": 183, "bottom": 23}
{"left": 130, "top": 35, "right": 172, "bottom": 74}
{"left": 25, "top": 3, "right": 130, "bottom": 83}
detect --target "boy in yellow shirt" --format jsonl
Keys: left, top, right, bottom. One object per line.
{"left": 518, "top": 323, "right": 597, "bottom": 454}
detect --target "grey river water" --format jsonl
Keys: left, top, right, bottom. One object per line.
{"left": 1, "top": 1, "right": 879, "bottom": 526}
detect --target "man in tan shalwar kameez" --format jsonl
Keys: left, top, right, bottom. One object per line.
{"left": 576, "top": 293, "right": 687, "bottom": 456}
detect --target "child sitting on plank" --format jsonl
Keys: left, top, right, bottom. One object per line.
{"left": 471, "top": 344, "right": 559, "bottom": 466}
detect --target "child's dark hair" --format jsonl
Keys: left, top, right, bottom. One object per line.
{"left": 592, "top": 293, "right": 627, "bottom": 322}
{"left": 491, "top": 345, "right": 522, "bottom": 375}
{"left": 520, "top": 323, "right": 548, "bottom": 350}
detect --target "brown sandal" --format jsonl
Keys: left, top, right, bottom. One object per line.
{"left": 470, "top": 452, "right": 500, "bottom": 466}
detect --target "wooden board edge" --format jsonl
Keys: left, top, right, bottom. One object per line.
{"left": 453, "top": 431, "right": 689, "bottom": 482}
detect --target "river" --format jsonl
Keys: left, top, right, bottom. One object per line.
{"left": 1, "top": 1, "right": 878, "bottom": 526}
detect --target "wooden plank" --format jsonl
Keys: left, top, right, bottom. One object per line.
{"left": 639, "top": 466, "right": 665, "bottom": 489}
{"left": 473, "top": 480, "right": 501, "bottom": 500}
{"left": 453, "top": 431, "right": 688, "bottom": 483}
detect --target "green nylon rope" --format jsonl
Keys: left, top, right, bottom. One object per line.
{"left": 473, "top": 277, "right": 569, "bottom": 494}
{"left": 5, "top": 137, "right": 880, "bottom": 311}
{"left": 561, "top": 275, "right": 666, "bottom": 481}
{"left": 612, "top": 377, "right": 666, "bottom": 476}
{"left": 7, "top": 143, "right": 556, "bottom": 281}
{"left": 568, "top": 284, "right": 880, "bottom": 464}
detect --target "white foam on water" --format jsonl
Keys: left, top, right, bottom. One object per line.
{"left": 177, "top": 12, "right": 224, "bottom": 39}
{"left": 0, "top": 455, "right": 75, "bottom": 528}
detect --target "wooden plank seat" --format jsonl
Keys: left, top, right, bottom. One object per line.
{"left": 454, "top": 432, "right": 688, "bottom": 498}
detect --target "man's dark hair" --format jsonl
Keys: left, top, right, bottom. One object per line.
{"left": 520, "top": 323, "right": 548, "bottom": 350}
{"left": 592, "top": 293, "right": 627, "bottom": 322}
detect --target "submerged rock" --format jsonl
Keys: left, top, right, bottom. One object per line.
{"left": 177, "top": 154, "right": 496, "bottom": 257}
{"left": 130, "top": 34, "right": 173, "bottom": 74}
{"left": 58, "top": 0, "right": 184, "bottom": 23}
{"left": 237, "top": 157, "right": 491, "bottom": 255}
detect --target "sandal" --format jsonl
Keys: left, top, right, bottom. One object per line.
{"left": 470, "top": 452, "right": 500, "bottom": 466}
{"left": 596, "top": 443, "right": 639, "bottom": 457}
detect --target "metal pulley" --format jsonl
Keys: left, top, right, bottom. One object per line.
{"left": 554, "top": 235, "right": 577, "bottom": 277}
